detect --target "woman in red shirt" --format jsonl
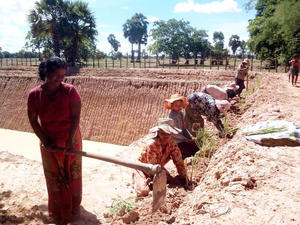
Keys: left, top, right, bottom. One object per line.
{"left": 27, "top": 57, "right": 82, "bottom": 224}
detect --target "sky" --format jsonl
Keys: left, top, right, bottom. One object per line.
{"left": 0, "top": 0, "right": 256, "bottom": 54}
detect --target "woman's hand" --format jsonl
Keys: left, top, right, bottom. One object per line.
{"left": 42, "top": 139, "right": 58, "bottom": 152}
{"left": 41, "top": 137, "right": 54, "bottom": 150}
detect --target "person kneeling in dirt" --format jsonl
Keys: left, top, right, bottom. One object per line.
{"left": 164, "top": 94, "right": 199, "bottom": 159}
{"left": 134, "top": 118, "right": 187, "bottom": 197}
{"left": 235, "top": 59, "right": 249, "bottom": 96}
{"left": 201, "top": 84, "right": 239, "bottom": 101}
{"left": 186, "top": 92, "right": 230, "bottom": 137}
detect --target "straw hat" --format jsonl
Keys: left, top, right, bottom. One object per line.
{"left": 164, "top": 93, "right": 189, "bottom": 110}
{"left": 149, "top": 118, "right": 181, "bottom": 137}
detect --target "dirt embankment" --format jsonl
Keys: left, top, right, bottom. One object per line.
{"left": 172, "top": 73, "right": 300, "bottom": 225}
{"left": 0, "top": 67, "right": 247, "bottom": 145}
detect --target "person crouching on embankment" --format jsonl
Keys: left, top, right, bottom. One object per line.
{"left": 164, "top": 94, "right": 199, "bottom": 159}
{"left": 27, "top": 56, "right": 82, "bottom": 224}
{"left": 289, "top": 54, "right": 299, "bottom": 86}
{"left": 134, "top": 118, "right": 187, "bottom": 197}
{"left": 185, "top": 92, "right": 231, "bottom": 137}
{"left": 235, "top": 59, "right": 249, "bottom": 96}
{"left": 201, "top": 84, "right": 239, "bottom": 101}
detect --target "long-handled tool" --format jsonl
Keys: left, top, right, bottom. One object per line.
{"left": 54, "top": 147, "right": 166, "bottom": 212}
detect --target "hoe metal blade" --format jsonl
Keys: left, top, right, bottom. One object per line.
{"left": 152, "top": 169, "right": 167, "bottom": 212}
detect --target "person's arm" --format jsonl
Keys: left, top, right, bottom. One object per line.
{"left": 27, "top": 109, "right": 50, "bottom": 147}
{"left": 182, "top": 110, "right": 193, "bottom": 139}
{"left": 215, "top": 119, "right": 225, "bottom": 133}
{"left": 246, "top": 69, "right": 249, "bottom": 90}
{"left": 169, "top": 111, "right": 192, "bottom": 141}
{"left": 66, "top": 100, "right": 81, "bottom": 150}
{"left": 182, "top": 128, "right": 193, "bottom": 139}
{"left": 206, "top": 97, "right": 225, "bottom": 133}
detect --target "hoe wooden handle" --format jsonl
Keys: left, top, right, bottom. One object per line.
{"left": 54, "top": 147, "right": 161, "bottom": 175}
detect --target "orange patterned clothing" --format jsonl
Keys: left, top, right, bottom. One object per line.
{"left": 138, "top": 137, "right": 186, "bottom": 177}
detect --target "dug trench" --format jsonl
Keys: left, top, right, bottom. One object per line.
{"left": 102, "top": 76, "right": 259, "bottom": 224}
{"left": 0, "top": 67, "right": 279, "bottom": 225}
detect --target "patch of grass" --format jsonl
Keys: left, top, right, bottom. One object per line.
{"left": 108, "top": 198, "right": 136, "bottom": 215}
{"left": 195, "top": 128, "right": 217, "bottom": 159}
{"left": 221, "top": 115, "right": 239, "bottom": 138}
{"left": 186, "top": 128, "right": 217, "bottom": 183}
{"left": 239, "top": 75, "right": 263, "bottom": 110}
{"left": 245, "top": 126, "right": 287, "bottom": 136}
{"left": 186, "top": 153, "right": 199, "bottom": 183}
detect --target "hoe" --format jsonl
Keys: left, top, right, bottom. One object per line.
{"left": 54, "top": 147, "right": 167, "bottom": 212}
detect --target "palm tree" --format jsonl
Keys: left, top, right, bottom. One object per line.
{"left": 229, "top": 35, "right": 241, "bottom": 55}
{"left": 107, "top": 34, "right": 121, "bottom": 52}
{"left": 62, "top": 1, "right": 97, "bottom": 66}
{"left": 28, "top": 0, "right": 66, "bottom": 56}
{"left": 213, "top": 31, "right": 225, "bottom": 60}
{"left": 123, "top": 13, "right": 148, "bottom": 62}
{"left": 240, "top": 40, "right": 247, "bottom": 59}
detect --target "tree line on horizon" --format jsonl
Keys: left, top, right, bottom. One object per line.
{"left": 0, "top": 0, "right": 298, "bottom": 66}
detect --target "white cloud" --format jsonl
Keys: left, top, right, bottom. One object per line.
{"left": 120, "top": 6, "right": 129, "bottom": 10}
{"left": 0, "top": 0, "right": 36, "bottom": 52}
{"left": 147, "top": 16, "right": 159, "bottom": 23}
{"left": 0, "top": 0, "right": 36, "bottom": 25}
{"left": 0, "top": 24, "right": 26, "bottom": 52}
{"left": 174, "top": 0, "right": 242, "bottom": 14}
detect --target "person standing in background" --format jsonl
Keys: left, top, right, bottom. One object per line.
{"left": 289, "top": 54, "right": 299, "bottom": 86}
{"left": 234, "top": 59, "right": 249, "bottom": 96}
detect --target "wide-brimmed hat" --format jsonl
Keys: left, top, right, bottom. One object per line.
{"left": 164, "top": 93, "right": 189, "bottom": 110}
{"left": 149, "top": 118, "right": 181, "bottom": 136}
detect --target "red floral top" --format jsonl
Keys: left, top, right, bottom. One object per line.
{"left": 138, "top": 137, "right": 186, "bottom": 177}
